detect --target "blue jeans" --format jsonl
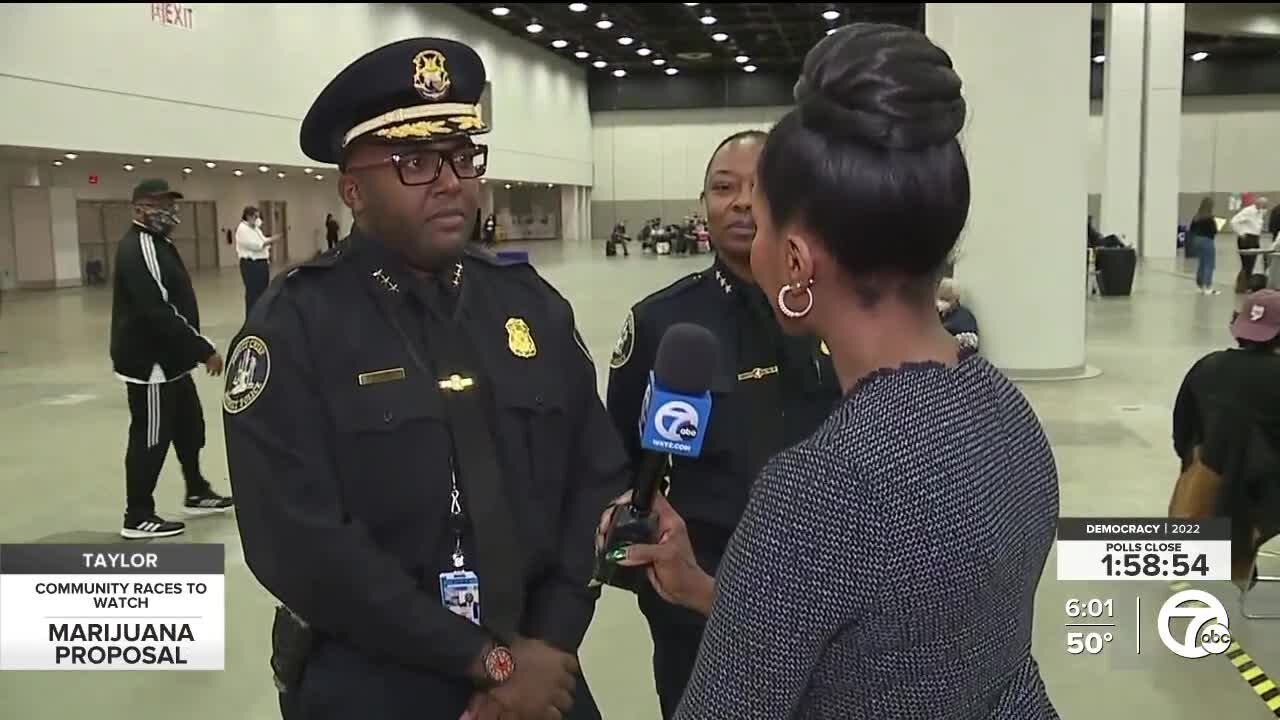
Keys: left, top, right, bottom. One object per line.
{"left": 1191, "top": 235, "right": 1216, "bottom": 288}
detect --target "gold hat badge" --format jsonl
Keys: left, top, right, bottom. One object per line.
{"left": 413, "top": 50, "right": 450, "bottom": 101}
{"left": 506, "top": 318, "right": 537, "bottom": 358}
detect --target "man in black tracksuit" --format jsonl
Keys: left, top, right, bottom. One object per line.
{"left": 110, "top": 178, "right": 234, "bottom": 539}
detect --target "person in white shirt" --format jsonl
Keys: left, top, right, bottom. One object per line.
{"left": 1230, "top": 196, "right": 1269, "bottom": 287}
{"left": 235, "top": 206, "right": 279, "bottom": 314}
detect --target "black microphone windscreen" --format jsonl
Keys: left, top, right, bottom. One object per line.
{"left": 653, "top": 323, "right": 719, "bottom": 395}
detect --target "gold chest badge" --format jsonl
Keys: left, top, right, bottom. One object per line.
{"left": 506, "top": 318, "right": 537, "bottom": 358}
{"left": 413, "top": 50, "right": 450, "bottom": 100}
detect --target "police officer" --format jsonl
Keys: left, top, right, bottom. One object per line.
{"left": 223, "top": 38, "right": 627, "bottom": 720}
{"left": 605, "top": 130, "right": 841, "bottom": 718}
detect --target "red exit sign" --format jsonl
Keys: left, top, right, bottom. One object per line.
{"left": 151, "top": 3, "right": 194, "bottom": 30}
{"left": 88, "top": 175, "right": 99, "bottom": 185}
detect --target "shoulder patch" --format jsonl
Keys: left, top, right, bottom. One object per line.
{"left": 610, "top": 311, "right": 635, "bottom": 370}
{"left": 223, "top": 335, "right": 271, "bottom": 414}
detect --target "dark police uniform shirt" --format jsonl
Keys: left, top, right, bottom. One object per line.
{"left": 222, "top": 228, "right": 628, "bottom": 678}
{"left": 606, "top": 259, "right": 840, "bottom": 551}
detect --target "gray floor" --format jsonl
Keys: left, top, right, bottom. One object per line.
{"left": 0, "top": 240, "right": 1277, "bottom": 719}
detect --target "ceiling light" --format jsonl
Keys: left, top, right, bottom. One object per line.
{"left": 491, "top": 6, "right": 510, "bottom": 16}
{"left": 182, "top": 167, "right": 193, "bottom": 174}
{"left": 1190, "top": 51, "right": 1210, "bottom": 62}
{"left": 233, "top": 169, "right": 244, "bottom": 177}
{"left": 314, "top": 174, "right": 324, "bottom": 181}
{"left": 547, "top": 183, "right": 555, "bottom": 188}
{"left": 552, "top": 39, "right": 569, "bottom": 49}
{"left": 822, "top": 9, "right": 841, "bottom": 21}
{"left": 683, "top": 2, "right": 699, "bottom": 5}
{"left": 526, "top": 20, "right": 543, "bottom": 33}
{"left": 277, "top": 172, "right": 286, "bottom": 179}
{"left": 568, "top": 3, "right": 588, "bottom": 12}
{"left": 617, "top": 36, "right": 634, "bottom": 46}
{"left": 142, "top": 157, "right": 153, "bottom": 164}
{"left": 592, "top": 59, "right": 607, "bottom": 69}
{"left": 53, "top": 160, "right": 63, "bottom": 167}
{"left": 1092, "top": 54, "right": 1105, "bottom": 64}
{"left": 205, "top": 161, "right": 217, "bottom": 169}
{"left": 700, "top": 13, "right": 717, "bottom": 25}
{"left": 64, "top": 152, "right": 78, "bottom": 160}
{"left": 303, "top": 168, "right": 313, "bottom": 174}
{"left": 652, "top": 57, "right": 667, "bottom": 66}
{"left": 711, "top": 32, "right": 729, "bottom": 42}
{"left": 504, "top": 183, "right": 512, "bottom": 189}
{"left": 595, "top": 17, "right": 613, "bottom": 30}
{"left": 743, "top": 64, "right": 757, "bottom": 73}
{"left": 575, "top": 49, "right": 590, "bottom": 59}
{"left": 637, "top": 47, "right": 652, "bottom": 57}
{"left": 480, "top": 178, "right": 487, "bottom": 184}
{"left": 123, "top": 163, "right": 135, "bottom": 171}
{"left": 613, "top": 68, "right": 627, "bottom": 78}
{"left": 665, "top": 67, "right": 679, "bottom": 76}
{"left": 735, "top": 55, "right": 749, "bottom": 64}
{"left": 826, "top": 28, "right": 838, "bottom": 36}
{"left": 258, "top": 165, "right": 270, "bottom": 173}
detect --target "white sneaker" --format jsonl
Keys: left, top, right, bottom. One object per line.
{"left": 1206, "top": 288, "right": 1221, "bottom": 295}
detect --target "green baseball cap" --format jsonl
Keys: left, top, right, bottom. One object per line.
{"left": 131, "top": 178, "right": 184, "bottom": 202}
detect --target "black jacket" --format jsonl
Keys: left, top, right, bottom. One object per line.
{"left": 110, "top": 223, "right": 215, "bottom": 382}
{"left": 223, "top": 230, "right": 628, "bottom": 685}
{"left": 606, "top": 260, "right": 841, "bottom": 536}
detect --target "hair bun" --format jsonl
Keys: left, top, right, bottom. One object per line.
{"left": 794, "top": 24, "right": 966, "bottom": 151}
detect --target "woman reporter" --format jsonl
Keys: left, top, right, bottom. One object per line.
{"left": 607, "top": 24, "right": 1060, "bottom": 719}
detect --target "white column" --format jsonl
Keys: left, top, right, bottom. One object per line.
{"left": 1139, "top": 2, "right": 1184, "bottom": 259}
{"left": 1101, "top": 3, "right": 1146, "bottom": 246}
{"left": 560, "top": 185, "right": 579, "bottom": 243}
{"left": 928, "top": 3, "right": 1092, "bottom": 378}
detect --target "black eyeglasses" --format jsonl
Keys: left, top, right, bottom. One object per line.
{"left": 346, "top": 145, "right": 488, "bottom": 186}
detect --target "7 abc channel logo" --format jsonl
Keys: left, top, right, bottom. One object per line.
{"left": 1158, "top": 589, "right": 1232, "bottom": 659}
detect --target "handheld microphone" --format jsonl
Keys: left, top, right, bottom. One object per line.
{"left": 595, "top": 323, "right": 720, "bottom": 589}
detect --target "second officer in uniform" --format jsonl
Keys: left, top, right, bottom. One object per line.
{"left": 223, "top": 38, "right": 627, "bottom": 720}
{"left": 605, "top": 130, "right": 842, "bottom": 717}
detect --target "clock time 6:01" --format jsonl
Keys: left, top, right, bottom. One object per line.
{"left": 1101, "top": 553, "right": 1208, "bottom": 577}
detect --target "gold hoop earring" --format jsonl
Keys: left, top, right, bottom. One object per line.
{"left": 777, "top": 280, "right": 814, "bottom": 319}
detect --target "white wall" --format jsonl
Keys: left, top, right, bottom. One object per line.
{"left": 594, "top": 95, "right": 1280, "bottom": 201}
{"left": 592, "top": 107, "right": 787, "bottom": 202}
{"left": 0, "top": 3, "right": 592, "bottom": 185}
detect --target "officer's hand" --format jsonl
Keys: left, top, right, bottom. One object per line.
{"left": 616, "top": 492, "right": 716, "bottom": 617}
{"left": 594, "top": 490, "right": 633, "bottom": 554}
{"left": 204, "top": 353, "right": 224, "bottom": 377}
{"left": 489, "top": 637, "right": 576, "bottom": 720}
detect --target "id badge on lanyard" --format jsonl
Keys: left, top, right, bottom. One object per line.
{"left": 439, "top": 465, "right": 481, "bottom": 625}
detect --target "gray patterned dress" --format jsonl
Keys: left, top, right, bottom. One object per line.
{"left": 676, "top": 355, "right": 1061, "bottom": 719}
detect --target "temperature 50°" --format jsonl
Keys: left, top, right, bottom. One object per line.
{"left": 1066, "top": 631, "right": 1113, "bottom": 654}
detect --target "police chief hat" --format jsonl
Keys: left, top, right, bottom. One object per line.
{"left": 301, "top": 38, "right": 489, "bottom": 165}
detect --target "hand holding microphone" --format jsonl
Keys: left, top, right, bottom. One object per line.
{"left": 594, "top": 323, "right": 720, "bottom": 590}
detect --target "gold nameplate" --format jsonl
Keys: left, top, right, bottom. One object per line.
{"left": 438, "top": 374, "right": 475, "bottom": 392}
{"left": 737, "top": 366, "right": 780, "bottom": 382}
{"left": 358, "top": 368, "right": 406, "bottom": 386}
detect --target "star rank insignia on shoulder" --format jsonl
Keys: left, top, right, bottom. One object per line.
{"left": 371, "top": 268, "right": 400, "bottom": 293}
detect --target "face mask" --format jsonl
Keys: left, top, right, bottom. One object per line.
{"left": 254, "top": 217, "right": 263, "bottom": 228}
{"left": 144, "top": 207, "right": 181, "bottom": 233}
{"left": 936, "top": 299, "right": 954, "bottom": 315}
